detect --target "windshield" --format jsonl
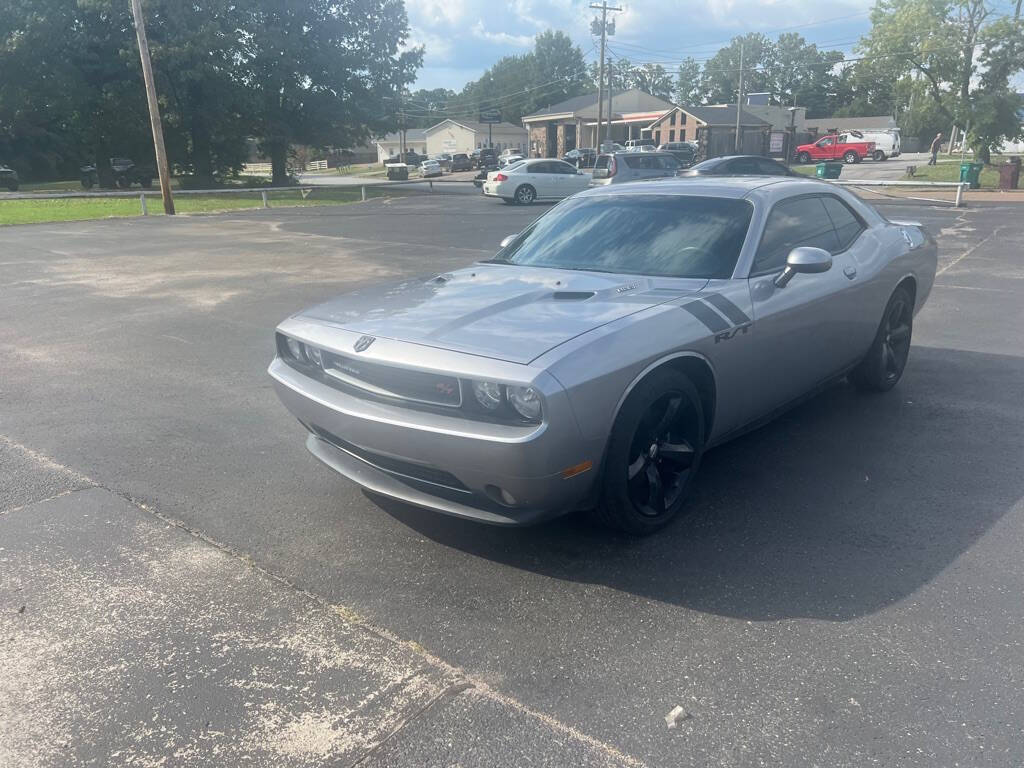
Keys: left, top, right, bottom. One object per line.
{"left": 495, "top": 194, "right": 753, "bottom": 279}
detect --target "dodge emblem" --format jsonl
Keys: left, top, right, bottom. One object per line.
{"left": 353, "top": 335, "right": 375, "bottom": 353}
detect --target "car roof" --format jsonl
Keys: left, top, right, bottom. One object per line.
{"left": 576, "top": 175, "right": 827, "bottom": 200}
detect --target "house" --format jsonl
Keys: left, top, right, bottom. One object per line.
{"left": 374, "top": 129, "right": 428, "bottom": 163}
{"left": 804, "top": 115, "right": 897, "bottom": 135}
{"left": 647, "top": 105, "right": 770, "bottom": 146}
{"left": 424, "top": 119, "right": 528, "bottom": 156}
{"left": 521, "top": 89, "right": 676, "bottom": 157}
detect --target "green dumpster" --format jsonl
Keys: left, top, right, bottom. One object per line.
{"left": 959, "top": 162, "right": 983, "bottom": 189}
{"left": 815, "top": 162, "right": 843, "bottom": 180}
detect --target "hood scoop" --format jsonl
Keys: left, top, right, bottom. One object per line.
{"left": 551, "top": 291, "right": 595, "bottom": 301}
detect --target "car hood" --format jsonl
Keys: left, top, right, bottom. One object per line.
{"left": 300, "top": 264, "right": 708, "bottom": 364}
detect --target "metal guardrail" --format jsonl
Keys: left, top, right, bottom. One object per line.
{"left": 827, "top": 179, "right": 970, "bottom": 207}
{"left": 0, "top": 178, "right": 477, "bottom": 214}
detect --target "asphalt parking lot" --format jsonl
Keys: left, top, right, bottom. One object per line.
{"left": 2, "top": 190, "right": 1023, "bottom": 767}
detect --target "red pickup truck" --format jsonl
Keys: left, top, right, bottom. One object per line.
{"left": 795, "top": 134, "right": 876, "bottom": 165}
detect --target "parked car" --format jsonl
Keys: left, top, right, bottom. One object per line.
{"left": 499, "top": 154, "right": 525, "bottom": 168}
{"left": 420, "top": 159, "right": 443, "bottom": 178}
{"left": 562, "top": 148, "right": 597, "bottom": 168}
{"left": 624, "top": 138, "right": 656, "bottom": 151}
{"left": 451, "top": 153, "right": 473, "bottom": 172}
{"left": 795, "top": 134, "right": 875, "bottom": 164}
{"left": 80, "top": 157, "right": 154, "bottom": 189}
{"left": 482, "top": 158, "right": 590, "bottom": 204}
{"left": 658, "top": 142, "right": 697, "bottom": 167}
{"left": 430, "top": 153, "right": 452, "bottom": 172}
{"left": 384, "top": 162, "right": 409, "bottom": 181}
{"left": 398, "top": 150, "right": 425, "bottom": 166}
{"left": 269, "top": 177, "right": 936, "bottom": 532}
{"left": 499, "top": 148, "right": 521, "bottom": 160}
{"left": 845, "top": 129, "right": 901, "bottom": 161}
{"left": 0, "top": 164, "right": 19, "bottom": 191}
{"left": 678, "top": 155, "right": 797, "bottom": 177}
{"left": 473, "top": 148, "right": 499, "bottom": 170}
{"left": 591, "top": 151, "right": 682, "bottom": 185}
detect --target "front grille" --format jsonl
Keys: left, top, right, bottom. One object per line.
{"left": 321, "top": 350, "right": 461, "bottom": 408}
{"left": 312, "top": 426, "right": 469, "bottom": 492}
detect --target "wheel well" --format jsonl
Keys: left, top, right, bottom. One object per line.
{"left": 657, "top": 356, "right": 717, "bottom": 440}
{"left": 896, "top": 275, "right": 917, "bottom": 308}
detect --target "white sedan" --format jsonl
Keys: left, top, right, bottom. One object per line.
{"left": 482, "top": 159, "right": 591, "bottom": 204}
{"left": 420, "top": 160, "right": 443, "bottom": 178}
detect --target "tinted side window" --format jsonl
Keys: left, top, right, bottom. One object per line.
{"left": 821, "top": 196, "right": 865, "bottom": 251}
{"left": 529, "top": 162, "right": 553, "bottom": 174}
{"left": 755, "top": 158, "right": 788, "bottom": 175}
{"left": 622, "top": 155, "right": 642, "bottom": 169}
{"left": 754, "top": 197, "right": 839, "bottom": 274}
{"left": 657, "top": 155, "right": 680, "bottom": 169}
{"left": 554, "top": 161, "right": 578, "bottom": 174}
{"left": 727, "top": 158, "right": 759, "bottom": 174}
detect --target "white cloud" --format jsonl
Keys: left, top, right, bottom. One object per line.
{"left": 470, "top": 20, "right": 534, "bottom": 48}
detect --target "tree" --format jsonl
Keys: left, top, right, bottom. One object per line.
{"left": 702, "top": 33, "right": 773, "bottom": 104}
{"left": 455, "top": 31, "right": 590, "bottom": 125}
{"left": 237, "top": 0, "right": 422, "bottom": 184}
{"left": 147, "top": 0, "right": 253, "bottom": 184}
{"left": 675, "top": 58, "right": 704, "bottom": 105}
{"left": 764, "top": 33, "right": 846, "bottom": 117}
{"left": 631, "top": 64, "right": 674, "bottom": 100}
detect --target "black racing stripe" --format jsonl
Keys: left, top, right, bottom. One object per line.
{"left": 682, "top": 300, "right": 729, "bottom": 333}
{"left": 703, "top": 293, "right": 751, "bottom": 326}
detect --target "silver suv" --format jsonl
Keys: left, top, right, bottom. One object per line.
{"left": 590, "top": 151, "right": 681, "bottom": 185}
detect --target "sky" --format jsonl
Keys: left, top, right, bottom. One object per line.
{"left": 404, "top": 0, "right": 879, "bottom": 92}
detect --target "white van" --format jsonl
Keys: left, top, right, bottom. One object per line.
{"left": 846, "top": 129, "right": 901, "bottom": 161}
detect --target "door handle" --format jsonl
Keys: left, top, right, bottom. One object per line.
{"left": 843, "top": 265, "right": 857, "bottom": 280}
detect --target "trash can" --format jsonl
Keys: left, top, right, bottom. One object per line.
{"left": 959, "top": 162, "right": 984, "bottom": 189}
{"left": 998, "top": 159, "right": 1020, "bottom": 190}
{"left": 816, "top": 162, "right": 843, "bottom": 179}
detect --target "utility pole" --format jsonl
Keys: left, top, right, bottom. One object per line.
{"left": 734, "top": 42, "right": 744, "bottom": 154}
{"left": 129, "top": 0, "right": 174, "bottom": 214}
{"left": 590, "top": 2, "right": 621, "bottom": 150}
{"left": 606, "top": 57, "right": 613, "bottom": 145}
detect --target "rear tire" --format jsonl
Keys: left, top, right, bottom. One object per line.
{"left": 591, "top": 369, "right": 704, "bottom": 535}
{"left": 798, "top": 152, "right": 811, "bottom": 164}
{"left": 843, "top": 151, "right": 858, "bottom": 164}
{"left": 850, "top": 285, "right": 914, "bottom": 392}
{"left": 514, "top": 184, "right": 536, "bottom": 204}
{"left": 873, "top": 150, "right": 886, "bottom": 161}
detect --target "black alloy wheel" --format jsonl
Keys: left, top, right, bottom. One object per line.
{"left": 593, "top": 369, "right": 704, "bottom": 534}
{"left": 851, "top": 285, "right": 914, "bottom": 392}
{"left": 626, "top": 392, "right": 698, "bottom": 518}
{"left": 879, "top": 292, "right": 913, "bottom": 385}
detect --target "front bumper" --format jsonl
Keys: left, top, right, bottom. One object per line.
{"left": 269, "top": 356, "right": 596, "bottom": 526}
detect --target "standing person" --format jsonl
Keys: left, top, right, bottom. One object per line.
{"left": 929, "top": 132, "right": 943, "bottom": 165}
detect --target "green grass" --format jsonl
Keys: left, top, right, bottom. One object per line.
{"left": 903, "top": 161, "right": 1000, "bottom": 188}
{"left": 0, "top": 186, "right": 395, "bottom": 226}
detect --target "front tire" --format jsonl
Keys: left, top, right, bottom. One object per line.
{"left": 843, "top": 151, "right": 859, "bottom": 164}
{"left": 513, "top": 184, "right": 536, "bottom": 204}
{"left": 850, "top": 286, "right": 914, "bottom": 392}
{"left": 592, "top": 369, "right": 704, "bottom": 535}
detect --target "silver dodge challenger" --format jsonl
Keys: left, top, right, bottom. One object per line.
{"left": 269, "top": 177, "right": 936, "bottom": 533}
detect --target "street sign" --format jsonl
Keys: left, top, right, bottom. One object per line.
{"left": 478, "top": 109, "right": 501, "bottom": 124}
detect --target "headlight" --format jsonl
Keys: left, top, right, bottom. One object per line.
{"left": 285, "top": 336, "right": 306, "bottom": 361}
{"left": 471, "top": 380, "right": 503, "bottom": 410}
{"left": 507, "top": 385, "right": 541, "bottom": 422}
{"left": 306, "top": 345, "right": 323, "bottom": 367}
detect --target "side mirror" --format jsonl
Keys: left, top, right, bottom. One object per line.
{"left": 774, "top": 247, "right": 832, "bottom": 288}
{"left": 499, "top": 234, "right": 518, "bottom": 248}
